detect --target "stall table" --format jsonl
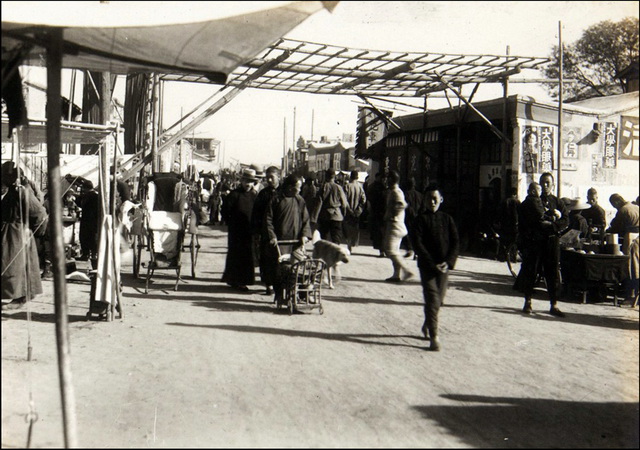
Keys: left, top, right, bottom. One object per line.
{"left": 561, "top": 249, "right": 630, "bottom": 305}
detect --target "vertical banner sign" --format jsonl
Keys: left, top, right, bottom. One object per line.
{"left": 539, "top": 126, "right": 554, "bottom": 172}
{"left": 603, "top": 122, "right": 618, "bottom": 168}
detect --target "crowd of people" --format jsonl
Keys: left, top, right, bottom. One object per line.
{"left": 2, "top": 161, "right": 639, "bottom": 350}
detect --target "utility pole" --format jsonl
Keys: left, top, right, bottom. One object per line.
{"left": 283, "top": 117, "right": 287, "bottom": 174}
{"left": 557, "top": 21, "right": 563, "bottom": 197}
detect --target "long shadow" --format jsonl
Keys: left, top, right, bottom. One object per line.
{"left": 326, "top": 295, "right": 423, "bottom": 307}
{"left": 412, "top": 394, "right": 638, "bottom": 448}
{"left": 1, "top": 311, "right": 89, "bottom": 323}
{"left": 450, "top": 279, "right": 521, "bottom": 298}
{"left": 125, "top": 292, "right": 276, "bottom": 313}
{"left": 167, "top": 322, "right": 425, "bottom": 350}
{"left": 493, "top": 305, "right": 639, "bottom": 331}
{"left": 341, "top": 276, "right": 421, "bottom": 286}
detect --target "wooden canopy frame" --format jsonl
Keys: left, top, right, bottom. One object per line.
{"left": 162, "top": 38, "right": 550, "bottom": 97}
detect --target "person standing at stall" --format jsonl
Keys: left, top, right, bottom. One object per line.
{"left": 1, "top": 162, "right": 49, "bottom": 311}
{"left": 221, "top": 168, "right": 259, "bottom": 291}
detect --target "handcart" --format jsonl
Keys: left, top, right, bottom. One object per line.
{"left": 275, "top": 239, "right": 326, "bottom": 315}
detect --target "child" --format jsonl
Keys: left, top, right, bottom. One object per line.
{"left": 410, "top": 183, "right": 459, "bottom": 351}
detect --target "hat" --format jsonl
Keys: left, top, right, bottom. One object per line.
{"left": 562, "top": 197, "right": 590, "bottom": 211}
{"left": 240, "top": 168, "right": 258, "bottom": 182}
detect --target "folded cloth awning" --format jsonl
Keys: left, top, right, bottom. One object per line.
{"left": 2, "top": 1, "right": 333, "bottom": 83}
{"left": 1, "top": 117, "right": 114, "bottom": 145}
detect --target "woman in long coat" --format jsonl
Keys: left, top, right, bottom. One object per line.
{"left": 2, "top": 162, "right": 49, "bottom": 310}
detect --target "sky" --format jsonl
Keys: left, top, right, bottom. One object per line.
{"left": 159, "top": 0, "right": 639, "bottom": 168}
{"left": 12, "top": 1, "right": 640, "bottom": 169}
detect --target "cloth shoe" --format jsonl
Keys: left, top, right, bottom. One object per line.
{"left": 385, "top": 277, "right": 401, "bottom": 282}
{"left": 522, "top": 301, "right": 533, "bottom": 314}
{"left": 549, "top": 306, "right": 565, "bottom": 317}
{"left": 2, "top": 297, "right": 27, "bottom": 311}
{"left": 429, "top": 337, "right": 441, "bottom": 351}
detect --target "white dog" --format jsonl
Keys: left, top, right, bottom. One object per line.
{"left": 312, "top": 238, "right": 350, "bottom": 289}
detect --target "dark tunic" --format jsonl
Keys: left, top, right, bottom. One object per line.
{"left": 411, "top": 210, "right": 460, "bottom": 274}
{"left": 251, "top": 185, "right": 280, "bottom": 284}
{"left": 514, "top": 193, "right": 568, "bottom": 298}
{"left": 265, "top": 192, "right": 312, "bottom": 295}
{"left": 79, "top": 189, "right": 100, "bottom": 257}
{"left": 2, "top": 185, "right": 48, "bottom": 299}
{"left": 581, "top": 203, "right": 606, "bottom": 229}
{"left": 221, "top": 186, "right": 257, "bottom": 286}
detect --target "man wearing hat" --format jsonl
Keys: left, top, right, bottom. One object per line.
{"left": 221, "top": 168, "right": 259, "bottom": 291}
{"left": 561, "top": 197, "right": 590, "bottom": 239}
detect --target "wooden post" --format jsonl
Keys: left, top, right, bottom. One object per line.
{"left": 45, "top": 26, "right": 79, "bottom": 448}
{"left": 501, "top": 45, "right": 511, "bottom": 200}
{"left": 557, "top": 21, "right": 563, "bottom": 197}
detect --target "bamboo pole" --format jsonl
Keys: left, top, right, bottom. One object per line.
{"left": 45, "top": 26, "right": 79, "bottom": 448}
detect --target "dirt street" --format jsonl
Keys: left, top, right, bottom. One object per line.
{"left": 2, "top": 225, "right": 639, "bottom": 448}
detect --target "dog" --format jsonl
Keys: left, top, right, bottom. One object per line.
{"left": 312, "top": 239, "right": 350, "bottom": 289}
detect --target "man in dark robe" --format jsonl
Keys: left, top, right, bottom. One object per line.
{"left": 251, "top": 166, "right": 281, "bottom": 295}
{"left": 265, "top": 174, "right": 312, "bottom": 304}
{"left": 221, "top": 168, "right": 259, "bottom": 291}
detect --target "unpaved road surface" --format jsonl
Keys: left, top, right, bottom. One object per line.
{"left": 2, "top": 225, "right": 638, "bottom": 448}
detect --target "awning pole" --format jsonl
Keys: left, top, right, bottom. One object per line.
{"left": 45, "top": 26, "right": 79, "bottom": 448}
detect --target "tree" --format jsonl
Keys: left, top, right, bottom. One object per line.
{"left": 542, "top": 17, "right": 639, "bottom": 102}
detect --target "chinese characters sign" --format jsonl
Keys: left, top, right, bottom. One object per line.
{"left": 603, "top": 122, "right": 618, "bottom": 168}
{"left": 522, "top": 125, "right": 554, "bottom": 174}
{"left": 539, "top": 126, "right": 554, "bottom": 172}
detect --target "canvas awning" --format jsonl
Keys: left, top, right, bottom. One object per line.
{"left": 2, "top": 1, "right": 335, "bottom": 82}
{"left": 2, "top": 117, "right": 114, "bottom": 145}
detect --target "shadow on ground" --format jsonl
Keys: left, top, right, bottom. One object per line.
{"left": 168, "top": 322, "right": 426, "bottom": 350}
{"left": 412, "top": 393, "right": 639, "bottom": 448}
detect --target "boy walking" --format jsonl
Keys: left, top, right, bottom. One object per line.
{"left": 410, "top": 184, "right": 459, "bottom": 351}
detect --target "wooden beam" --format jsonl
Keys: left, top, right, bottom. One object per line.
{"left": 433, "top": 72, "right": 512, "bottom": 145}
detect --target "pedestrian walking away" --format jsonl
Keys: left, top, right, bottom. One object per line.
{"left": 410, "top": 183, "right": 459, "bottom": 351}
{"left": 343, "top": 169, "right": 367, "bottom": 253}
